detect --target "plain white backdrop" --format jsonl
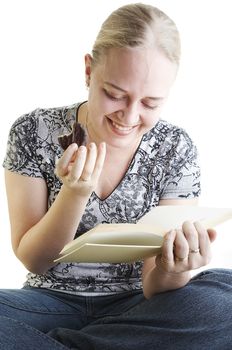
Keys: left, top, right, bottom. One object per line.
{"left": 0, "top": 0, "right": 231, "bottom": 288}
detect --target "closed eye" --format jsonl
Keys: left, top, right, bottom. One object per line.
{"left": 142, "top": 102, "right": 159, "bottom": 110}
{"left": 103, "top": 88, "right": 160, "bottom": 110}
{"left": 103, "top": 89, "right": 126, "bottom": 101}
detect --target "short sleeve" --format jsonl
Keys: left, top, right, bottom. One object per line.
{"left": 2, "top": 110, "right": 44, "bottom": 178}
{"left": 160, "top": 129, "right": 201, "bottom": 199}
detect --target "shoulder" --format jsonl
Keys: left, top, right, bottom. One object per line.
{"left": 3, "top": 103, "right": 79, "bottom": 177}
{"left": 9, "top": 103, "right": 79, "bottom": 137}
{"left": 153, "top": 119, "right": 194, "bottom": 143}
{"left": 143, "top": 119, "right": 197, "bottom": 158}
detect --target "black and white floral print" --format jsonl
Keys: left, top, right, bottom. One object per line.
{"left": 3, "top": 103, "right": 200, "bottom": 295}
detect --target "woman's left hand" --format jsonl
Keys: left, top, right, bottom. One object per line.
{"left": 156, "top": 221, "right": 217, "bottom": 274}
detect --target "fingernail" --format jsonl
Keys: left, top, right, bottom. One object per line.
{"left": 79, "top": 146, "right": 86, "bottom": 152}
{"left": 68, "top": 143, "right": 78, "bottom": 152}
{"left": 89, "top": 142, "right": 95, "bottom": 149}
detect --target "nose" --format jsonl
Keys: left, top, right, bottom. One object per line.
{"left": 116, "top": 102, "right": 140, "bottom": 126}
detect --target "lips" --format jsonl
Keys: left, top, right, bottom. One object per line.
{"left": 107, "top": 117, "right": 137, "bottom": 135}
{"left": 111, "top": 120, "right": 134, "bottom": 131}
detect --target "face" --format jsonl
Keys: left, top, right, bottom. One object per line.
{"left": 85, "top": 47, "right": 177, "bottom": 149}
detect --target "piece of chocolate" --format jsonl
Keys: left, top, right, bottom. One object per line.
{"left": 58, "top": 122, "right": 88, "bottom": 150}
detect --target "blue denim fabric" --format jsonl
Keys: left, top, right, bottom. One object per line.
{"left": 0, "top": 269, "right": 232, "bottom": 350}
{"left": 0, "top": 316, "right": 67, "bottom": 350}
{"left": 0, "top": 287, "right": 144, "bottom": 332}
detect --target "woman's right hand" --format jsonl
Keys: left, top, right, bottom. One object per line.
{"left": 55, "top": 142, "right": 106, "bottom": 196}
{"left": 7, "top": 141, "right": 106, "bottom": 274}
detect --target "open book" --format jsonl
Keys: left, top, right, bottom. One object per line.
{"left": 54, "top": 206, "right": 232, "bottom": 264}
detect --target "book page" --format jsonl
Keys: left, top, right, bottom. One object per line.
{"left": 54, "top": 206, "right": 232, "bottom": 263}
{"left": 139, "top": 206, "right": 232, "bottom": 231}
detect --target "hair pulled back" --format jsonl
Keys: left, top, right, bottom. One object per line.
{"left": 92, "top": 3, "right": 181, "bottom": 66}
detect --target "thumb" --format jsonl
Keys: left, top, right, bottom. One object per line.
{"left": 207, "top": 228, "right": 217, "bottom": 243}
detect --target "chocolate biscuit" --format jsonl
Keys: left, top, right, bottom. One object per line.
{"left": 58, "top": 122, "right": 87, "bottom": 150}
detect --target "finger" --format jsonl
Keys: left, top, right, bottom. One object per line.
{"left": 207, "top": 228, "right": 217, "bottom": 243}
{"left": 56, "top": 143, "right": 78, "bottom": 177}
{"left": 79, "top": 143, "right": 97, "bottom": 181}
{"left": 161, "top": 229, "right": 176, "bottom": 264}
{"left": 91, "top": 142, "right": 106, "bottom": 180}
{"left": 193, "top": 221, "right": 211, "bottom": 257}
{"left": 182, "top": 221, "right": 199, "bottom": 252}
{"left": 66, "top": 145, "right": 87, "bottom": 182}
{"left": 174, "top": 229, "right": 189, "bottom": 260}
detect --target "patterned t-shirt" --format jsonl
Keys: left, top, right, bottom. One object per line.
{"left": 3, "top": 103, "right": 201, "bottom": 295}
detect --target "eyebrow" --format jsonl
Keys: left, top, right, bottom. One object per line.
{"left": 104, "top": 81, "right": 164, "bottom": 101}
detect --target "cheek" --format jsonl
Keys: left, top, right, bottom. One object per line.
{"left": 89, "top": 89, "right": 124, "bottom": 116}
{"left": 142, "top": 109, "right": 162, "bottom": 129}
{"left": 87, "top": 92, "right": 111, "bottom": 124}
{"left": 103, "top": 101, "right": 127, "bottom": 116}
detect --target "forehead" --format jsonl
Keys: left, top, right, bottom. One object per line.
{"left": 95, "top": 47, "right": 177, "bottom": 96}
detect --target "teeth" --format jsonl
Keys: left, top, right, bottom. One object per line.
{"left": 112, "top": 121, "right": 133, "bottom": 131}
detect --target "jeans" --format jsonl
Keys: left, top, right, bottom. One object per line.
{"left": 0, "top": 286, "right": 144, "bottom": 332}
{"left": 0, "top": 269, "right": 232, "bottom": 349}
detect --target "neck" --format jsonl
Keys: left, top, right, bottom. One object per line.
{"left": 76, "top": 101, "right": 88, "bottom": 126}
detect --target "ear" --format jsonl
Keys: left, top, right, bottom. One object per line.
{"left": 84, "top": 54, "right": 92, "bottom": 87}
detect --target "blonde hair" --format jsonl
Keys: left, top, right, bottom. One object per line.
{"left": 92, "top": 3, "right": 181, "bottom": 66}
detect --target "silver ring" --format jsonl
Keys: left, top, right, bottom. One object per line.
{"left": 189, "top": 248, "right": 200, "bottom": 254}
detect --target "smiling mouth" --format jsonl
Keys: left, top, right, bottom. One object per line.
{"left": 107, "top": 117, "right": 137, "bottom": 132}
{"left": 112, "top": 120, "right": 134, "bottom": 131}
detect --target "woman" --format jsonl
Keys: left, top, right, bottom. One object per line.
{"left": 1, "top": 3, "right": 232, "bottom": 349}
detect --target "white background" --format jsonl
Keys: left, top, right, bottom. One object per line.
{"left": 0, "top": 0, "right": 231, "bottom": 288}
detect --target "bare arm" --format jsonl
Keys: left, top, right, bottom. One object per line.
{"left": 142, "top": 198, "right": 217, "bottom": 299}
{"left": 5, "top": 142, "right": 106, "bottom": 274}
